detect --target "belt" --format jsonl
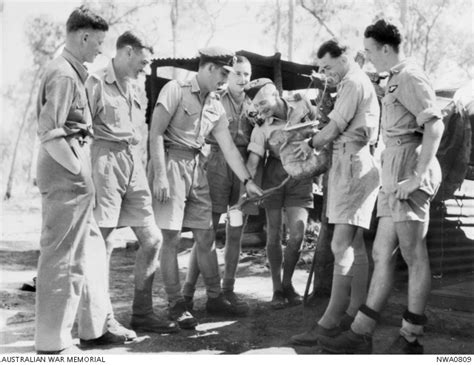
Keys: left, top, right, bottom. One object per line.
{"left": 210, "top": 144, "right": 247, "bottom": 153}
{"left": 333, "top": 140, "right": 368, "bottom": 154}
{"left": 166, "top": 144, "right": 201, "bottom": 159}
{"left": 384, "top": 134, "right": 422, "bottom": 147}
{"left": 93, "top": 139, "right": 134, "bottom": 152}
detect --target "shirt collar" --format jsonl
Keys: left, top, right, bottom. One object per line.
{"left": 389, "top": 59, "right": 408, "bottom": 76}
{"left": 62, "top": 48, "right": 88, "bottom": 83}
{"left": 104, "top": 60, "right": 119, "bottom": 85}
{"left": 190, "top": 75, "right": 201, "bottom": 94}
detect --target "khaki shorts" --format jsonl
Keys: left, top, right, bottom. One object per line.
{"left": 261, "top": 156, "right": 313, "bottom": 210}
{"left": 150, "top": 148, "right": 213, "bottom": 231}
{"left": 377, "top": 139, "right": 441, "bottom": 222}
{"left": 327, "top": 142, "right": 380, "bottom": 229}
{"left": 207, "top": 146, "right": 248, "bottom": 214}
{"left": 91, "top": 141, "right": 154, "bottom": 228}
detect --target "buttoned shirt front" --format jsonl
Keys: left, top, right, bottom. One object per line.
{"left": 36, "top": 48, "right": 92, "bottom": 143}
{"left": 381, "top": 59, "right": 442, "bottom": 142}
{"left": 156, "top": 76, "right": 228, "bottom": 149}
{"left": 87, "top": 60, "right": 143, "bottom": 145}
{"left": 328, "top": 62, "right": 380, "bottom": 145}
{"left": 206, "top": 89, "right": 255, "bottom": 147}
{"left": 248, "top": 95, "right": 316, "bottom": 159}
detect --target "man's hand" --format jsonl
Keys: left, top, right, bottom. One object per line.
{"left": 395, "top": 174, "right": 422, "bottom": 200}
{"left": 245, "top": 180, "right": 263, "bottom": 198}
{"left": 294, "top": 140, "right": 313, "bottom": 160}
{"left": 153, "top": 172, "right": 170, "bottom": 203}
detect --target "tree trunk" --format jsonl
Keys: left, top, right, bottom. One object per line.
{"left": 274, "top": 0, "right": 281, "bottom": 52}
{"left": 287, "top": 0, "right": 294, "bottom": 61}
{"left": 4, "top": 69, "right": 40, "bottom": 200}
{"left": 170, "top": 0, "right": 179, "bottom": 78}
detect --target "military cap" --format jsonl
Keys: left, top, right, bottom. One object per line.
{"left": 243, "top": 78, "right": 274, "bottom": 100}
{"left": 199, "top": 46, "right": 235, "bottom": 73}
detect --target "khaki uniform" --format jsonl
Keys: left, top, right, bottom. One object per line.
{"left": 88, "top": 61, "right": 153, "bottom": 228}
{"left": 248, "top": 95, "right": 314, "bottom": 209}
{"left": 149, "top": 76, "right": 229, "bottom": 230}
{"left": 377, "top": 59, "right": 442, "bottom": 222}
{"left": 206, "top": 91, "right": 255, "bottom": 213}
{"left": 35, "top": 49, "right": 107, "bottom": 351}
{"left": 326, "top": 63, "right": 381, "bottom": 229}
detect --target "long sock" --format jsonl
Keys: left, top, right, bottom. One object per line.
{"left": 282, "top": 245, "right": 300, "bottom": 287}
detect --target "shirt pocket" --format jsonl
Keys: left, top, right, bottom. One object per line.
{"left": 104, "top": 100, "right": 121, "bottom": 127}
{"left": 131, "top": 97, "right": 143, "bottom": 124}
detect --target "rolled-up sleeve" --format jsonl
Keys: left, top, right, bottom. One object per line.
{"left": 156, "top": 80, "right": 181, "bottom": 116}
{"left": 328, "top": 80, "right": 359, "bottom": 133}
{"left": 37, "top": 76, "right": 75, "bottom": 143}
{"left": 397, "top": 71, "right": 442, "bottom": 126}
{"left": 247, "top": 125, "right": 266, "bottom": 157}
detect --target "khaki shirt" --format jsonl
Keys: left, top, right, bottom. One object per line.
{"left": 206, "top": 90, "right": 255, "bottom": 147}
{"left": 156, "top": 76, "right": 228, "bottom": 149}
{"left": 36, "top": 49, "right": 92, "bottom": 143}
{"left": 381, "top": 59, "right": 442, "bottom": 142}
{"left": 87, "top": 60, "right": 143, "bottom": 145}
{"left": 248, "top": 94, "right": 316, "bottom": 159}
{"left": 329, "top": 62, "right": 380, "bottom": 145}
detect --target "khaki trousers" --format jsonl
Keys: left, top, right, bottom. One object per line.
{"left": 35, "top": 140, "right": 108, "bottom": 351}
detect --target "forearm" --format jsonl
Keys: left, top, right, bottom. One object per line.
{"left": 416, "top": 119, "right": 444, "bottom": 177}
{"left": 150, "top": 133, "right": 167, "bottom": 178}
{"left": 310, "top": 119, "right": 340, "bottom": 150}
{"left": 43, "top": 138, "right": 80, "bottom": 174}
{"left": 220, "top": 142, "right": 252, "bottom": 182}
{"left": 246, "top": 152, "right": 260, "bottom": 178}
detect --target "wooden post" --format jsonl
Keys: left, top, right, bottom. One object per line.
{"left": 273, "top": 52, "right": 283, "bottom": 95}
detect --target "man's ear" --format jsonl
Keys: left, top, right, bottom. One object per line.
{"left": 81, "top": 31, "right": 89, "bottom": 43}
{"left": 125, "top": 45, "right": 133, "bottom": 57}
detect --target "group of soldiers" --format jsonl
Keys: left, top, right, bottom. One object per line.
{"left": 34, "top": 5, "right": 444, "bottom": 355}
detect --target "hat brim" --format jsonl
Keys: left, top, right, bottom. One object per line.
{"left": 223, "top": 65, "right": 235, "bottom": 73}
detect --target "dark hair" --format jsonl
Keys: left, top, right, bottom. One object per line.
{"left": 317, "top": 39, "right": 347, "bottom": 59}
{"left": 66, "top": 5, "right": 108, "bottom": 33}
{"left": 116, "top": 31, "right": 153, "bottom": 53}
{"left": 364, "top": 19, "right": 402, "bottom": 53}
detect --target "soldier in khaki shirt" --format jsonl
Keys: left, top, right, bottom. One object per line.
{"left": 87, "top": 31, "right": 178, "bottom": 339}
{"left": 149, "top": 47, "right": 262, "bottom": 329}
{"left": 182, "top": 56, "right": 256, "bottom": 314}
{"left": 244, "top": 78, "right": 315, "bottom": 309}
{"left": 35, "top": 6, "right": 125, "bottom": 354}
{"left": 290, "top": 40, "right": 380, "bottom": 347}
{"left": 320, "top": 19, "right": 443, "bottom": 355}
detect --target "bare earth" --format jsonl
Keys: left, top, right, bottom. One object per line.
{"left": 1, "top": 191, "right": 473, "bottom": 355}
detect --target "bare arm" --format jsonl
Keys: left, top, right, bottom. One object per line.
{"left": 213, "top": 123, "right": 263, "bottom": 197}
{"left": 149, "top": 104, "right": 173, "bottom": 202}
{"left": 293, "top": 119, "right": 340, "bottom": 159}
{"left": 395, "top": 119, "right": 444, "bottom": 199}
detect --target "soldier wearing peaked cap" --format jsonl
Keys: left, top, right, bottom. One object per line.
{"left": 148, "top": 46, "right": 263, "bottom": 329}
{"left": 244, "top": 78, "right": 316, "bottom": 310}
{"left": 182, "top": 55, "right": 257, "bottom": 315}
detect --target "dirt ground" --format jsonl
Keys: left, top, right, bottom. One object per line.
{"left": 1, "top": 191, "right": 473, "bottom": 356}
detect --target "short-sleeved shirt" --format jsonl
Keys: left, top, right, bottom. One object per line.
{"left": 381, "top": 59, "right": 442, "bottom": 142}
{"left": 329, "top": 63, "right": 380, "bottom": 145}
{"left": 248, "top": 94, "right": 316, "bottom": 158}
{"left": 206, "top": 90, "right": 255, "bottom": 147}
{"left": 36, "top": 48, "right": 92, "bottom": 143}
{"left": 157, "top": 76, "right": 228, "bottom": 149}
{"left": 87, "top": 60, "right": 143, "bottom": 145}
